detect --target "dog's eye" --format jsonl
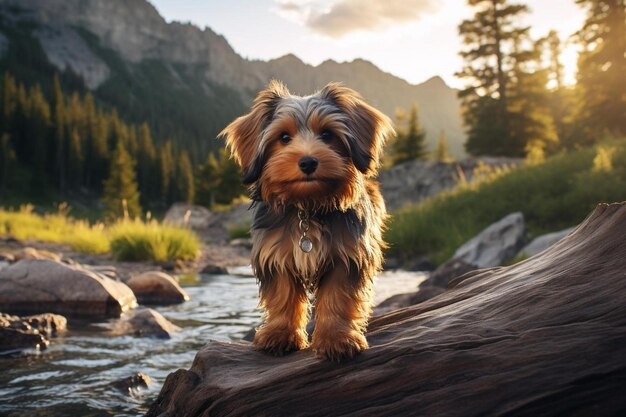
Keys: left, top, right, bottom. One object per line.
{"left": 320, "top": 130, "right": 334, "bottom": 142}
{"left": 279, "top": 132, "right": 291, "bottom": 144}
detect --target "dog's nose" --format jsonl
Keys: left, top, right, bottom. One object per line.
{"left": 298, "top": 156, "right": 318, "bottom": 175}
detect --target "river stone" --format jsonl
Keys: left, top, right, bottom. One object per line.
{"left": 0, "top": 312, "right": 65, "bottom": 352}
{"left": 127, "top": 308, "right": 181, "bottom": 339}
{"left": 146, "top": 203, "right": 626, "bottom": 417}
{"left": 453, "top": 212, "right": 525, "bottom": 268}
{"left": 112, "top": 372, "right": 153, "bottom": 396}
{"left": 517, "top": 227, "right": 576, "bottom": 258}
{"left": 127, "top": 271, "right": 189, "bottom": 305}
{"left": 21, "top": 313, "right": 67, "bottom": 337}
{"left": 0, "top": 259, "right": 137, "bottom": 317}
{"left": 0, "top": 327, "right": 49, "bottom": 352}
{"left": 200, "top": 263, "right": 228, "bottom": 275}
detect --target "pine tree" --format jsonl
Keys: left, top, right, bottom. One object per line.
{"left": 434, "top": 130, "right": 452, "bottom": 162}
{"left": 457, "top": 0, "right": 531, "bottom": 156}
{"left": 52, "top": 74, "right": 67, "bottom": 192}
{"left": 576, "top": 0, "right": 626, "bottom": 137}
{"left": 0, "top": 133, "right": 16, "bottom": 195}
{"left": 137, "top": 122, "right": 158, "bottom": 203}
{"left": 215, "top": 148, "right": 243, "bottom": 205}
{"left": 102, "top": 139, "right": 141, "bottom": 220}
{"left": 1, "top": 73, "right": 17, "bottom": 132}
{"left": 195, "top": 151, "right": 220, "bottom": 208}
{"left": 67, "top": 128, "right": 84, "bottom": 188}
{"left": 508, "top": 37, "right": 558, "bottom": 158}
{"left": 159, "top": 140, "right": 175, "bottom": 203}
{"left": 21, "top": 85, "right": 51, "bottom": 176}
{"left": 390, "top": 103, "right": 427, "bottom": 164}
{"left": 175, "top": 150, "right": 195, "bottom": 203}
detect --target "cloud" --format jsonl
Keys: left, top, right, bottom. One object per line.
{"left": 275, "top": 0, "right": 441, "bottom": 38}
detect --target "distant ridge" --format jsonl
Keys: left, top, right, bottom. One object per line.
{"left": 0, "top": 0, "right": 466, "bottom": 157}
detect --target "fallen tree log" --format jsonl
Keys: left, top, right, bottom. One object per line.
{"left": 147, "top": 203, "right": 626, "bottom": 417}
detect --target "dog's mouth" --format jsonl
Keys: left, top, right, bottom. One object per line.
{"left": 281, "top": 177, "right": 337, "bottom": 184}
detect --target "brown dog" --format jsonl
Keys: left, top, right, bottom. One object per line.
{"left": 221, "top": 81, "right": 393, "bottom": 361}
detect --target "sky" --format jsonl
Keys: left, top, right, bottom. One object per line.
{"left": 149, "top": 0, "right": 587, "bottom": 88}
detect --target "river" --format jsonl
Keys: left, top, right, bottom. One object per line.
{"left": 0, "top": 273, "right": 261, "bottom": 417}
{"left": 0, "top": 270, "right": 425, "bottom": 417}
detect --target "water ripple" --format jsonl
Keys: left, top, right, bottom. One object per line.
{"left": 0, "top": 273, "right": 262, "bottom": 417}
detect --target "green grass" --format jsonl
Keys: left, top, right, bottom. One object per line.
{"left": 0, "top": 205, "right": 110, "bottom": 254}
{"left": 386, "top": 139, "right": 626, "bottom": 265}
{"left": 0, "top": 206, "right": 200, "bottom": 262}
{"left": 108, "top": 220, "right": 200, "bottom": 262}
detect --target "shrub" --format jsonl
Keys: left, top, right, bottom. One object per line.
{"left": 0, "top": 205, "right": 109, "bottom": 254}
{"left": 0, "top": 206, "right": 200, "bottom": 261}
{"left": 108, "top": 219, "right": 200, "bottom": 262}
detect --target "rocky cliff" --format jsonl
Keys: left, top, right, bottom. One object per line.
{"left": 0, "top": 0, "right": 466, "bottom": 157}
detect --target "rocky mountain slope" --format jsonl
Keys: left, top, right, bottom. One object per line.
{"left": 0, "top": 0, "right": 466, "bottom": 157}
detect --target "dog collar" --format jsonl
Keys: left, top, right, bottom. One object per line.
{"left": 298, "top": 209, "right": 313, "bottom": 253}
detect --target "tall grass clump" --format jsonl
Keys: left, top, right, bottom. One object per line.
{"left": 108, "top": 219, "right": 200, "bottom": 262}
{"left": 0, "top": 205, "right": 201, "bottom": 262}
{"left": 0, "top": 205, "right": 109, "bottom": 254}
{"left": 386, "top": 138, "right": 626, "bottom": 264}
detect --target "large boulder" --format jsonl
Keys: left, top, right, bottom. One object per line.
{"left": 517, "top": 227, "right": 576, "bottom": 258}
{"left": 147, "top": 203, "right": 626, "bottom": 417}
{"left": 0, "top": 260, "right": 137, "bottom": 317}
{"left": 453, "top": 212, "right": 525, "bottom": 268}
{"left": 164, "top": 203, "right": 214, "bottom": 229}
{"left": 127, "top": 271, "right": 189, "bottom": 305}
{"left": 379, "top": 157, "right": 521, "bottom": 211}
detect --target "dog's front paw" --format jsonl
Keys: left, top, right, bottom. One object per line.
{"left": 253, "top": 325, "right": 309, "bottom": 356}
{"left": 311, "top": 331, "right": 368, "bottom": 362}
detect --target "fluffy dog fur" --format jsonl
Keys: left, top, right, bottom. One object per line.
{"left": 221, "top": 81, "right": 393, "bottom": 361}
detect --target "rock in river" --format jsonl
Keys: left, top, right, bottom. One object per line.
{"left": 127, "top": 308, "right": 181, "bottom": 339}
{"left": 0, "top": 259, "right": 137, "bottom": 317}
{"left": 147, "top": 203, "right": 626, "bottom": 417}
{"left": 0, "top": 312, "right": 66, "bottom": 352}
{"left": 127, "top": 271, "right": 189, "bottom": 305}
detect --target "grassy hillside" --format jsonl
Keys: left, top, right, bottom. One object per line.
{"left": 386, "top": 138, "right": 626, "bottom": 264}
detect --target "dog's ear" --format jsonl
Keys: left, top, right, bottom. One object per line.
{"left": 220, "top": 80, "right": 289, "bottom": 184}
{"left": 319, "top": 82, "right": 394, "bottom": 177}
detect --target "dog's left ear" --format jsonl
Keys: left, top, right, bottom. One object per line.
{"left": 319, "top": 83, "right": 394, "bottom": 177}
{"left": 220, "top": 80, "right": 290, "bottom": 184}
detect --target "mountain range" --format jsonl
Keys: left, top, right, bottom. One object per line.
{"left": 0, "top": 0, "right": 466, "bottom": 159}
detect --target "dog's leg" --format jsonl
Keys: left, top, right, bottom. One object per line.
{"left": 254, "top": 271, "right": 310, "bottom": 356}
{"left": 311, "top": 264, "right": 373, "bottom": 361}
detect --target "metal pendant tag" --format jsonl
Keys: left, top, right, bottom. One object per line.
{"left": 299, "top": 235, "right": 313, "bottom": 253}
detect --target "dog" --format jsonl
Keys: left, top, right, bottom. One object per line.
{"left": 221, "top": 81, "right": 393, "bottom": 361}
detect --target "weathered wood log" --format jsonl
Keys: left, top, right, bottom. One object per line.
{"left": 147, "top": 203, "right": 626, "bottom": 417}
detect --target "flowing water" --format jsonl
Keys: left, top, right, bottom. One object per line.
{"left": 0, "top": 273, "right": 262, "bottom": 417}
